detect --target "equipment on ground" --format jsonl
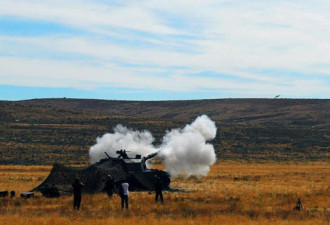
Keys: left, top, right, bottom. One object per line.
{"left": 0, "top": 191, "right": 8, "bottom": 197}
{"left": 20, "top": 192, "right": 34, "bottom": 198}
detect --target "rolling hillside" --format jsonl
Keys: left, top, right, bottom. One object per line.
{"left": 0, "top": 98, "right": 329, "bottom": 165}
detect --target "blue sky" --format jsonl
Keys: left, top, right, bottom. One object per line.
{"left": 0, "top": 0, "right": 329, "bottom": 100}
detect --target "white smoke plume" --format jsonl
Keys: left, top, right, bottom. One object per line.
{"left": 89, "top": 115, "right": 217, "bottom": 177}
{"left": 158, "top": 115, "right": 217, "bottom": 177}
{"left": 89, "top": 124, "right": 156, "bottom": 164}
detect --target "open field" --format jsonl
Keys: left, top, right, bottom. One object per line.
{"left": 0, "top": 162, "right": 329, "bottom": 225}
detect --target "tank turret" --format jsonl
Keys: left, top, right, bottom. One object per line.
{"left": 106, "top": 150, "right": 170, "bottom": 191}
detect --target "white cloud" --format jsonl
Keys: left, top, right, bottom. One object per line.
{"left": 0, "top": 0, "right": 180, "bottom": 35}
{"left": 0, "top": 56, "right": 328, "bottom": 98}
{"left": 0, "top": 0, "right": 329, "bottom": 98}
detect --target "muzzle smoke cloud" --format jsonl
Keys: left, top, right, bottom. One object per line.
{"left": 89, "top": 115, "right": 217, "bottom": 177}
{"left": 89, "top": 124, "right": 156, "bottom": 164}
{"left": 158, "top": 115, "right": 217, "bottom": 177}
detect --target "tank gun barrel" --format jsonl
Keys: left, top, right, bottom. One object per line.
{"left": 144, "top": 151, "right": 158, "bottom": 160}
{"left": 141, "top": 151, "right": 159, "bottom": 171}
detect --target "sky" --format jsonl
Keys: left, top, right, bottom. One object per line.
{"left": 0, "top": 0, "right": 330, "bottom": 100}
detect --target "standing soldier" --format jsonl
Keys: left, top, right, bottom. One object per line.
{"left": 154, "top": 175, "right": 164, "bottom": 204}
{"left": 120, "top": 180, "right": 129, "bottom": 210}
{"left": 72, "top": 177, "right": 84, "bottom": 210}
{"left": 295, "top": 198, "right": 302, "bottom": 211}
{"left": 104, "top": 175, "right": 114, "bottom": 198}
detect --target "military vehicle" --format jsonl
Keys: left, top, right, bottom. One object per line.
{"left": 34, "top": 150, "right": 170, "bottom": 196}
{"left": 109, "top": 150, "right": 170, "bottom": 191}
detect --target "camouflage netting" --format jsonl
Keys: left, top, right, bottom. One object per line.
{"left": 33, "top": 157, "right": 170, "bottom": 194}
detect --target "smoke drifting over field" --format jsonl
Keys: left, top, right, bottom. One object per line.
{"left": 89, "top": 115, "right": 217, "bottom": 177}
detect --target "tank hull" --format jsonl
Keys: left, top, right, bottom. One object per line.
{"left": 128, "top": 169, "right": 170, "bottom": 191}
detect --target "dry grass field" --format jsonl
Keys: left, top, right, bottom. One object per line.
{"left": 0, "top": 162, "right": 329, "bottom": 225}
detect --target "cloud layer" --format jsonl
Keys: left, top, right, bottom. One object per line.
{"left": 1, "top": 0, "right": 330, "bottom": 99}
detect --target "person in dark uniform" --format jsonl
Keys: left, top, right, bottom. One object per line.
{"left": 154, "top": 175, "right": 164, "bottom": 204}
{"left": 117, "top": 150, "right": 129, "bottom": 159}
{"left": 72, "top": 177, "right": 84, "bottom": 210}
{"left": 104, "top": 175, "right": 114, "bottom": 198}
{"left": 295, "top": 198, "right": 302, "bottom": 211}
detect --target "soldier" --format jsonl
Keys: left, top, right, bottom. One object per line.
{"left": 295, "top": 198, "right": 302, "bottom": 211}
{"left": 104, "top": 175, "right": 114, "bottom": 198}
{"left": 154, "top": 175, "right": 164, "bottom": 204}
{"left": 120, "top": 181, "right": 129, "bottom": 210}
{"left": 117, "top": 150, "right": 129, "bottom": 159}
{"left": 72, "top": 177, "right": 84, "bottom": 210}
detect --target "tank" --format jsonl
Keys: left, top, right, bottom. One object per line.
{"left": 105, "top": 150, "right": 171, "bottom": 191}
{"left": 33, "top": 150, "right": 170, "bottom": 194}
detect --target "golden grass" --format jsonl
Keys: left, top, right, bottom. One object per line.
{"left": 0, "top": 162, "right": 329, "bottom": 225}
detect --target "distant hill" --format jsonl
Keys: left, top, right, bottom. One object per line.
{"left": 18, "top": 98, "right": 330, "bottom": 125}
{"left": 0, "top": 98, "right": 329, "bottom": 165}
